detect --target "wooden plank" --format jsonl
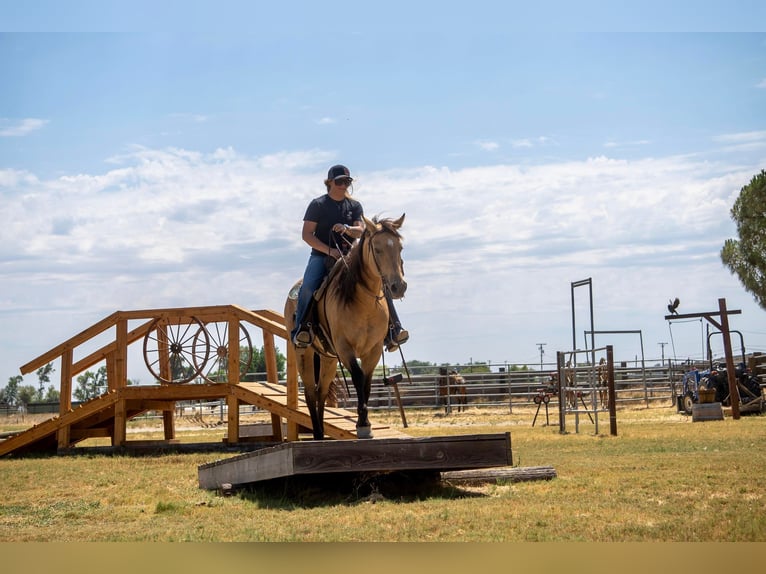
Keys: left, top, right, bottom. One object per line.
{"left": 198, "top": 433, "right": 512, "bottom": 489}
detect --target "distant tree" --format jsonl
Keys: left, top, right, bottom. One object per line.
{"left": 35, "top": 363, "right": 55, "bottom": 399}
{"left": 242, "top": 346, "right": 286, "bottom": 381}
{"left": 43, "top": 385, "right": 60, "bottom": 402}
{"left": 399, "top": 360, "right": 440, "bottom": 375}
{"left": 454, "top": 361, "right": 492, "bottom": 373}
{"left": 1, "top": 375, "right": 23, "bottom": 405}
{"left": 507, "top": 364, "right": 530, "bottom": 372}
{"left": 17, "top": 385, "right": 38, "bottom": 406}
{"left": 74, "top": 366, "right": 108, "bottom": 402}
{"left": 721, "top": 169, "right": 766, "bottom": 310}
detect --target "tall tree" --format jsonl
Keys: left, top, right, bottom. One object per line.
{"left": 74, "top": 366, "right": 108, "bottom": 402}
{"left": 17, "top": 385, "right": 38, "bottom": 406}
{"left": 35, "top": 363, "right": 55, "bottom": 400}
{"left": 721, "top": 170, "right": 766, "bottom": 310}
{"left": 1, "top": 375, "right": 23, "bottom": 405}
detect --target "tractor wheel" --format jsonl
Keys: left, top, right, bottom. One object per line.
{"left": 683, "top": 393, "right": 695, "bottom": 415}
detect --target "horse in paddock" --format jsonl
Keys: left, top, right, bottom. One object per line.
{"left": 563, "top": 359, "right": 577, "bottom": 409}
{"left": 285, "top": 215, "right": 406, "bottom": 439}
{"left": 438, "top": 370, "right": 468, "bottom": 414}
{"left": 597, "top": 357, "right": 609, "bottom": 408}
{"left": 448, "top": 370, "right": 468, "bottom": 412}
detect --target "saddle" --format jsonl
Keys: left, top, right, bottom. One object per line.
{"left": 291, "top": 258, "right": 345, "bottom": 357}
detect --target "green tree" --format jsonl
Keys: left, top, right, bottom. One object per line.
{"left": 242, "top": 346, "right": 286, "bottom": 381}
{"left": 17, "top": 385, "right": 38, "bottom": 406}
{"left": 721, "top": 169, "right": 766, "bottom": 310}
{"left": 1, "top": 375, "right": 23, "bottom": 405}
{"left": 74, "top": 366, "right": 108, "bottom": 402}
{"left": 35, "top": 363, "right": 55, "bottom": 400}
{"left": 43, "top": 385, "right": 61, "bottom": 402}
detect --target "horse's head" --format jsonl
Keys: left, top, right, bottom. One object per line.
{"left": 363, "top": 214, "right": 407, "bottom": 299}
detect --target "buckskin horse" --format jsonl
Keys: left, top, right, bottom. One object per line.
{"left": 285, "top": 214, "right": 406, "bottom": 439}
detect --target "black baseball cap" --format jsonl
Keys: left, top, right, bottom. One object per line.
{"left": 327, "top": 164, "right": 352, "bottom": 180}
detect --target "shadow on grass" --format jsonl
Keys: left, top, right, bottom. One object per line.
{"left": 233, "top": 470, "right": 485, "bottom": 509}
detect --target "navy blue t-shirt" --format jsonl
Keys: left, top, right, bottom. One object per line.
{"left": 304, "top": 194, "right": 363, "bottom": 256}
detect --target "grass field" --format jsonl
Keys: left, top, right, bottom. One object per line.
{"left": 1, "top": 404, "right": 765, "bottom": 542}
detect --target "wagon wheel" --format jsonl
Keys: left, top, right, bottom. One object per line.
{"left": 143, "top": 316, "right": 209, "bottom": 384}
{"left": 192, "top": 322, "right": 253, "bottom": 383}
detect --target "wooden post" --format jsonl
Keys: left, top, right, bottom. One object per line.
{"left": 227, "top": 394, "right": 239, "bottom": 443}
{"left": 115, "top": 317, "right": 128, "bottom": 390}
{"left": 57, "top": 348, "right": 73, "bottom": 449}
{"left": 263, "top": 330, "right": 283, "bottom": 440}
{"left": 156, "top": 320, "right": 175, "bottom": 438}
{"left": 263, "top": 331, "right": 278, "bottom": 385}
{"left": 719, "top": 298, "right": 741, "bottom": 420}
{"left": 114, "top": 395, "right": 126, "bottom": 446}
{"left": 607, "top": 345, "right": 617, "bottom": 436}
{"left": 227, "top": 317, "right": 240, "bottom": 443}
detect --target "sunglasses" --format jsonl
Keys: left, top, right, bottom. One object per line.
{"left": 334, "top": 178, "right": 353, "bottom": 186}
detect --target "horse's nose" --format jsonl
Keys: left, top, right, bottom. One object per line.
{"left": 389, "top": 279, "right": 407, "bottom": 299}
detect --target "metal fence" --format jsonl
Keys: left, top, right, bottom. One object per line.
{"left": 7, "top": 358, "right": 762, "bottom": 419}
{"left": 330, "top": 362, "right": 685, "bottom": 413}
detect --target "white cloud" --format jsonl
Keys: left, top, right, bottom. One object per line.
{"left": 316, "top": 117, "right": 336, "bottom": 125}
{"left": 168, "top": 113, "right": 209, "bottom": 123}
{"left": 1, "top": 145, "right": 765, "bottom": 382}
{"left": 475, "top": 140, "right": 499, "bottom": 151}
{"left": 712, "top": 130, "right": 766, "bottom": 143}
{"left": 757, "top": 78, "right": 766, "bottom": 88}
{"left": 0, "top": 118, "right": 49, "bottom": 137}
{"left": 604, "top": 139, "right": 651, "bottom": 148}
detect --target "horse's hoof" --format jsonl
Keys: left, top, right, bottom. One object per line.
{"left": 356, "top": 425, "right": 373, "bottom": 439}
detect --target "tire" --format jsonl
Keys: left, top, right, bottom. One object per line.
{"left": 683, "top": 393, "right": 695, "bottom": 415}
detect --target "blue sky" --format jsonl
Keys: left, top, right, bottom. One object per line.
{"left": 1, "top": 2, "right": 766, "bottom": 389}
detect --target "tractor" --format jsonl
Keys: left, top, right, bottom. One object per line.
{"left": 677, "top": 330, "right": 764, "bottom": 415}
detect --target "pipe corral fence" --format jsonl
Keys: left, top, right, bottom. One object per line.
{"left": 7, "top": 354, "right": 763, "bottom": 420}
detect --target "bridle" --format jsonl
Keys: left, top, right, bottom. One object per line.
{"left": 331, "top": 226, "right": 401, "bottom": 301}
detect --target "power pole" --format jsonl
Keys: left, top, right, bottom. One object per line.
{"left": 658, "top": 342, "right": 667, "bottom": 364}
{"left": 536, "top": 343, "right": 546, "bottom": 371}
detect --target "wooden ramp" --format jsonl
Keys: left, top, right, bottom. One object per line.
{"left": 3, "top": 304, "right": 408, "bottom": 458}
{"left": 198, "top": 432, "right": 513, "bottom": 489}
{"left": 233, "top": 381, "right": 409, "bottom": 440}
{"left": 0, "top": 382, "right": 408, "bottom": 457}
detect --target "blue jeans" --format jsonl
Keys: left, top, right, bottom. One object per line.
{"left": 291, "top": 253, "right": 330, "bottom": 339}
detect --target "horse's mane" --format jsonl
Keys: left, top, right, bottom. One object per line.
{"left": 334, "top": 216, "right": 402, "bottom": 305}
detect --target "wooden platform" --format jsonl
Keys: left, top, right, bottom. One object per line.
{"left": 198, "top": 432, "right": 513, "bottom": 489}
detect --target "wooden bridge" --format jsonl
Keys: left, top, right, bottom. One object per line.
{"left": 0, "top": 305, "right": 407, "bottom": 457}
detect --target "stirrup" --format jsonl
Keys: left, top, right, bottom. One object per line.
{"left": 385, "top": 328, "right": 409, "bottom": 352}
{"left": 292, "top": 325, "right": 314, "bottom": 348}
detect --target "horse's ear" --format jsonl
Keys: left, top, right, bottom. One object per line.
{"left": 392, "top": 213, "right": 405, "bottom": 228}
{"left": 363, "top": 215, "right": 378, "bottom": 234}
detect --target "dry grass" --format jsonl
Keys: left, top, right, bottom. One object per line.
{"left": 1, "top": 405, "right": 765, "bottom": 542}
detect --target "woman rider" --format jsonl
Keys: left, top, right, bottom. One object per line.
{"left": 290, "top": 164, "right": 408, "bottom": 352}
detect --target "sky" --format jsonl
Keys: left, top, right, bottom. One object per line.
{"left": 1, "top": 2, "right": 766, "bottom": 390}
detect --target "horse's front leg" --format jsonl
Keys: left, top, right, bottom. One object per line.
{"left": 347, "top": 359, "right": 373, "bottom": 438}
